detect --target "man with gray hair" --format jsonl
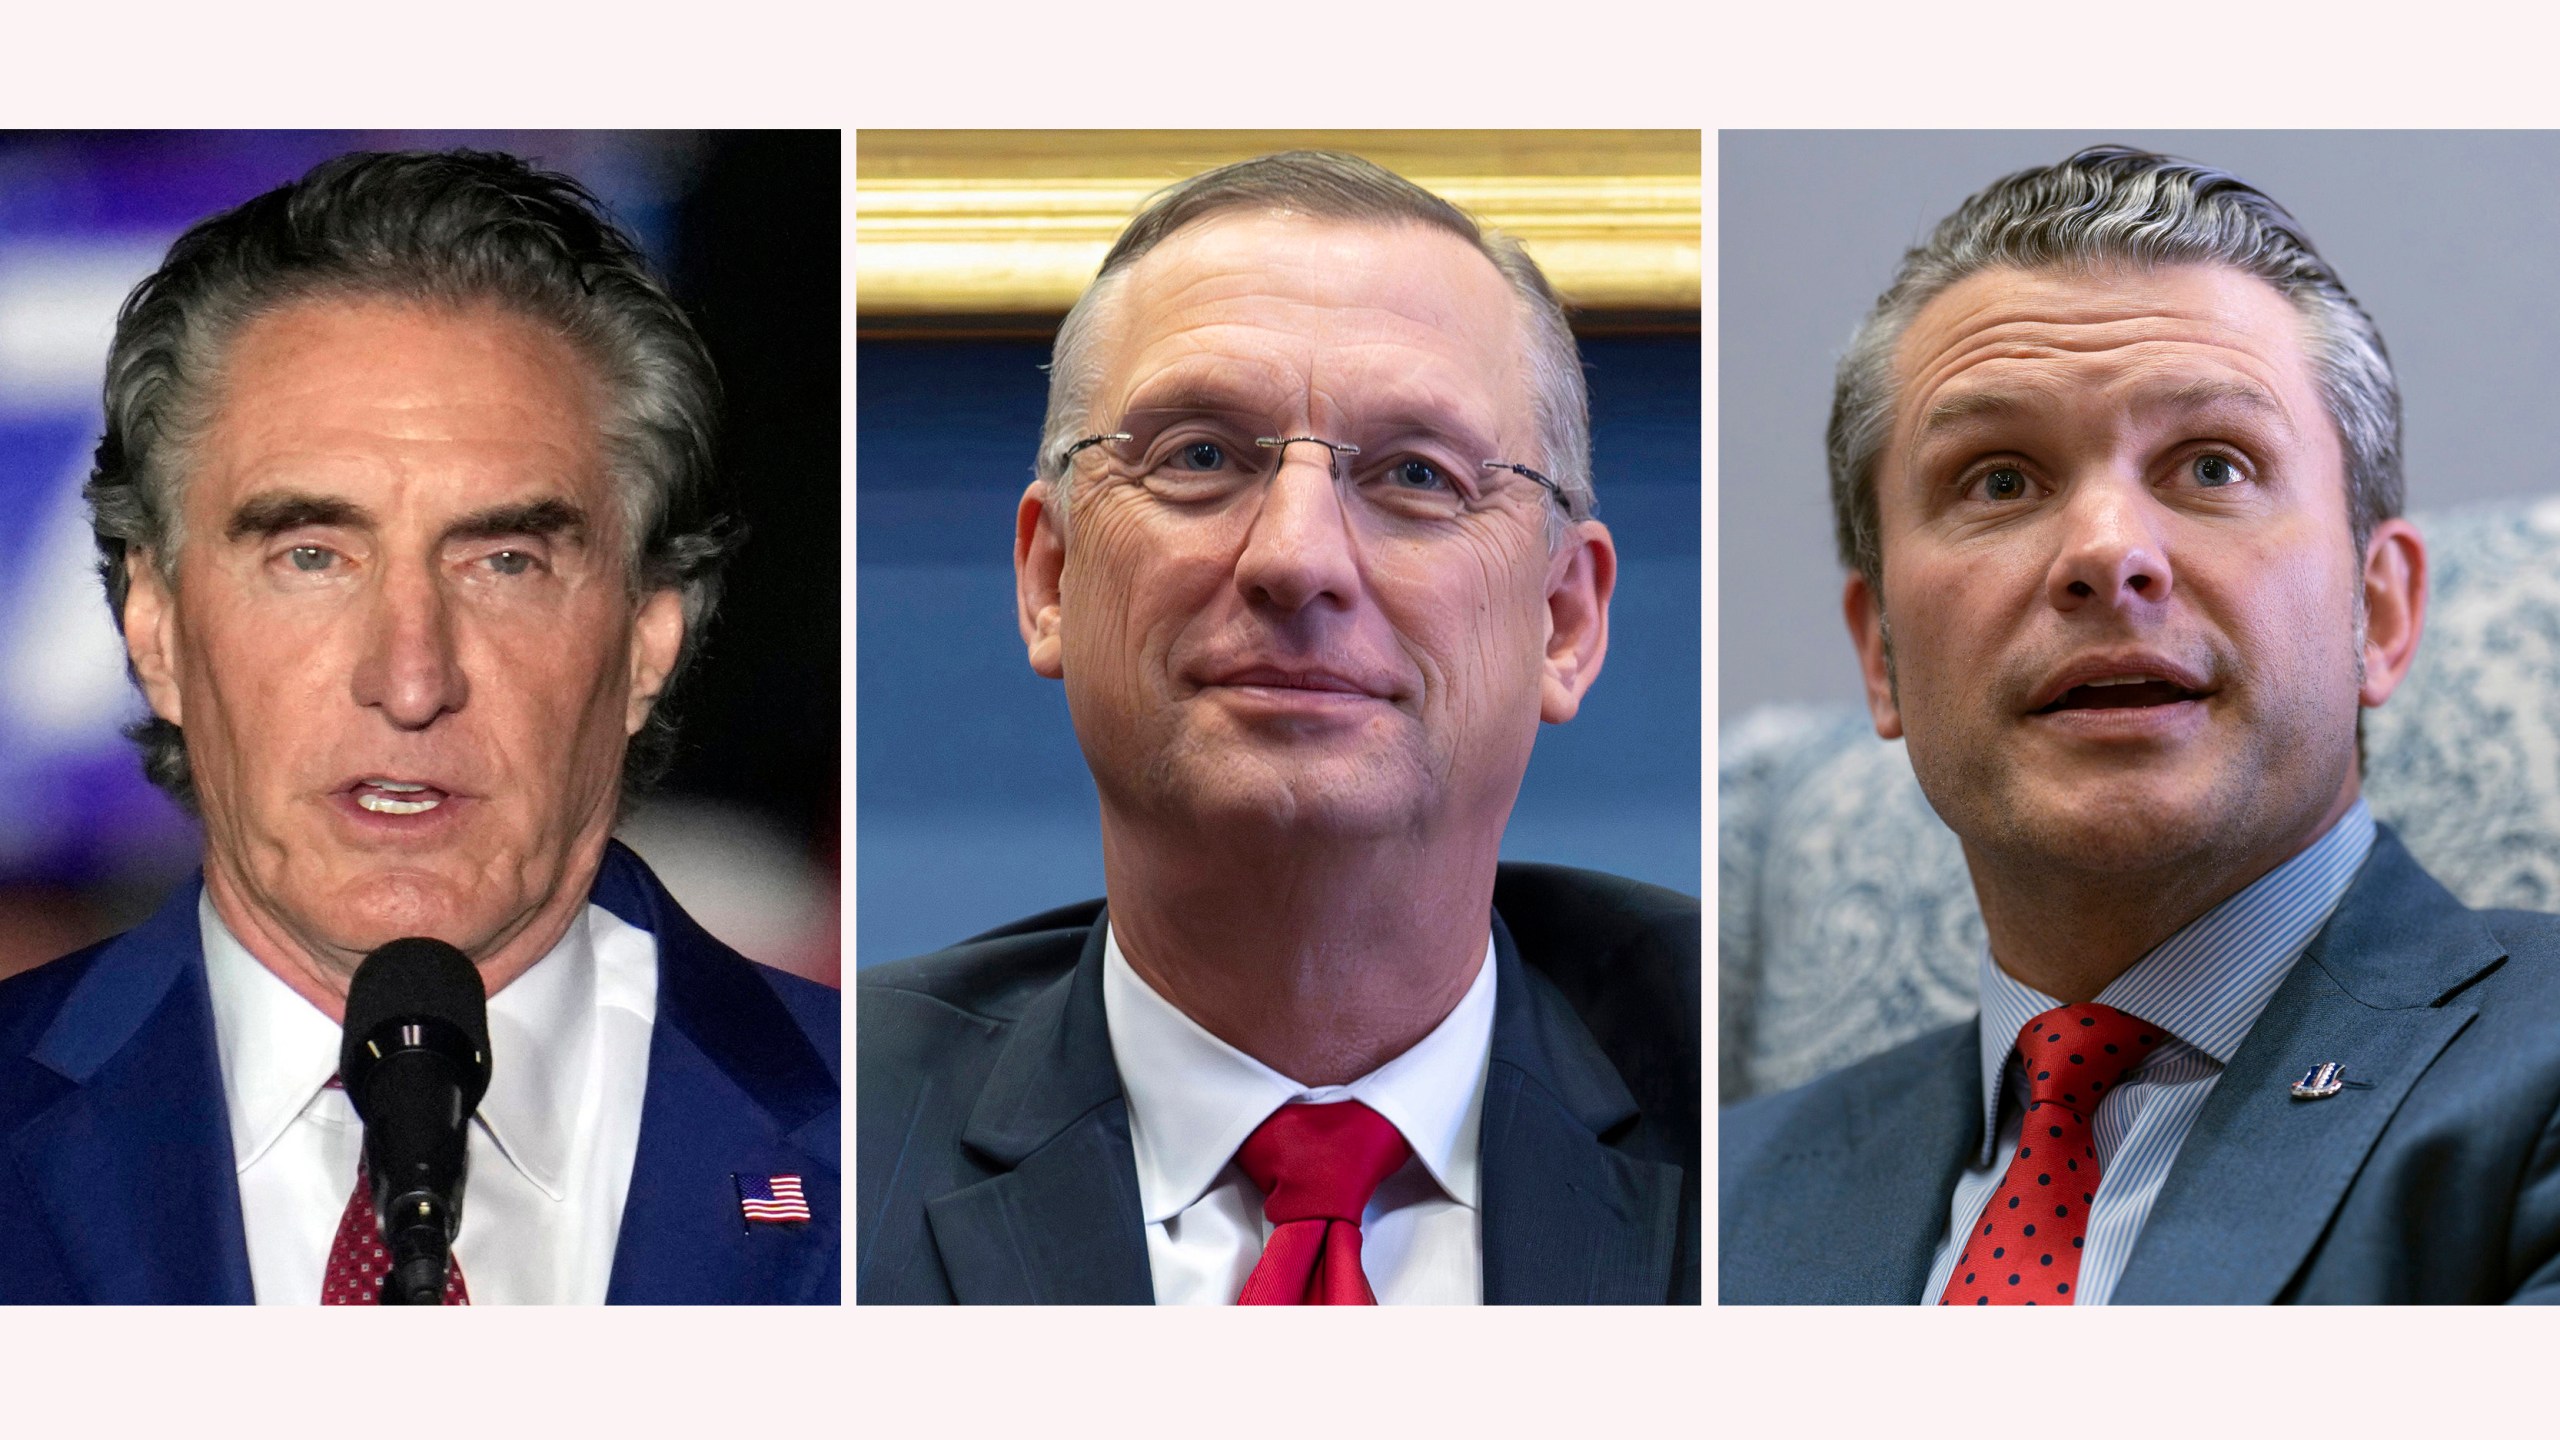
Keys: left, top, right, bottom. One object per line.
{"left": 1722, "top": 146, "right": 2560, "bottom": 1303}
{"left": 0, "top": 149, "right": 837, "bottom": 1304}
{"left": 857, "top": 151, "right": 1697, "bottom": 1305}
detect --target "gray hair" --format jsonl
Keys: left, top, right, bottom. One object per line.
{"left": 1035, "top": 150, "right": 1594, "bottom": 538}
{"left": 1827, "top": 144, "right": 2401, "bottom": 590}
{"left": 87, "top": 148, "right": 739, "bottom": 807}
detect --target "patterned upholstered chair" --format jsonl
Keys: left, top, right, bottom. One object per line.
{"left": 1720, "top": 496, "right": 2560, "bottom": 1103}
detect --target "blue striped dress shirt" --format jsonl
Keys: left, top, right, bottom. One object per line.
{"left": 1919, "top": 799, "right": 2377, "bottom": 1306}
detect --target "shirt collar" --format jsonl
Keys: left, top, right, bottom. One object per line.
{"left": 203, "top": 893, "right": 343, "bottom": 1175}
{"left": 1101, "top": 919, "right": 1496, "bottom": 1226}
{"left": 201, "top": 896, "right": 611, "bottom": 1200}
{"left": 1970, "top": 798, "right": 2377, "bottom": 1163}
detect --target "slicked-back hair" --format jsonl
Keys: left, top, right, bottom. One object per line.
{"left": 87, "top": 148, "right": 739, "bottom": 807}
{"left": 1035, "top": 150, "right": 1595, "bottom": 538}
{"left": 1827, "top": 145, "right": 2401, "bottom": 592}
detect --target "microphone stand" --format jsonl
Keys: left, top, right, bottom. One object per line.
{"left": 377, "top": 1189, "right": 461, "bottom": 1305}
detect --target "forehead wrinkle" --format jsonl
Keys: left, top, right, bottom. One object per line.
{"left": 1895, "top": 264, "right": 2318, "bottom": 449}
{"left": 221, "top": 441, "right": 596, "bottom": 516}
{"left": 1900, "top": 332, "right": 2309, "bottom": 470}
{"left": 1116, "top": 350, "right": 1300, "bottom": 420}
{"left": 1917, "top": 371, "right": 2295, "bottom": 445}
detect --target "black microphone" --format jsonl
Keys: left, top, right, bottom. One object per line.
{"left": 339, "top": 937, "right": 491, "bottom": 1306}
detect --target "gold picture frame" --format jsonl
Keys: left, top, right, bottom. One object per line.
{"left": 856, "top": 129, "right": 1701, "bottom": 330}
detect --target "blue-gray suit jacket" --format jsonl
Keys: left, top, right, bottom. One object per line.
{"left": 858, "top": 863, "right": 1700, "bottom": 1304}
{"left": 0, "top": 841, "right": 841, "bottom": 1304}
{"left": 1721, "top": 828, "right": 2560, "bottom": 1303}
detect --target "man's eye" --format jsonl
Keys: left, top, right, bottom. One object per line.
{"left": 487, "top": 550, "right": 536, "bottom": 576}
{"left": 1174, "top": 441, "right": 1228, "bottom": 471}
{"left": 287, "top": 546, "right": 335, "bottom": 573}
{"left": 1978, "top": 467, "right": 2030, "bottom": 502}
{"left": 2191, "top": 454, "right": 2241, "bottom": 487}
{"left": 1389, "top": 458, "right": 1449, "bottom": 491}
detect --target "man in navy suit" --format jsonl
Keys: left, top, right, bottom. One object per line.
{"left": 0, "top": 151, "right": 836, "bottom": 1304}
{"left": 1722, "top": 146, "right": 2560, "bottom": 1303}
{"left": 858, "top": 152, "right": 1698, "bottom": 1304}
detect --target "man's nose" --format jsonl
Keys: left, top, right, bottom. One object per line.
{"left": 2046, "top": 470, "right": 2173, "bottom": 612}
{"left": 1232, "top": 443, "right": 1361, "bottom": 614}
{"left": 350, "top": 561, "right": 469, "bottom": 728}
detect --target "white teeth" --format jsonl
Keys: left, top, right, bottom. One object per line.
{"left": 2085, "top": 675, "right": 2158, "bottom": 687}
{"left": 370, "top": 781, "right": 427, "bottom": 792}
{"left": 358, "top": 793, "right": 439, "bottom": 815}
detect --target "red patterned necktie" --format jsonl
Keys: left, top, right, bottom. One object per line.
{"left": 1233, "top": 1100, "right": 1412, "bottom": 1305}
{"left": 1938, "top": 1002, "right": 2159, "bottom": 1307}
{"left": 320, "top": 1158, "right": 470, "bottom": 1305}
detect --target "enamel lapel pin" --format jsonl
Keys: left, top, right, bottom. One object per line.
{"left": 2291, "top": 1062, "right": 2347, "bottom": 1099}
{"left": 735, "top": 1173, "right": 811, "bottom": 1228}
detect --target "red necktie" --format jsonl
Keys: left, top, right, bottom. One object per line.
{"left": 1938, "top": 1002, "right": 2158, "bottom": 1307}
{"left": 1233, "top": 1101, "right": 1412, "bottom": 1305}
{"left": 320, "top": 1159, "right": 470, "bottom": 1305}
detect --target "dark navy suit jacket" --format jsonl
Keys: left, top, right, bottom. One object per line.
{"left": 0, "top": 841, "right": 840, "bottom": 1304}
{"left": 1722, "top": 828, "right": 2560, "bottom": 1303}
{"left": 857, "top": 863, "right": 1700, "bottom": 1304}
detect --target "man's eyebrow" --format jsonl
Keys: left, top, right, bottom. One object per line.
{"left": 226, "top": 491, "right": 372, "bottom": 542}
{"left": 2135, "top": 376, "right": 2291, "bottom": 425}
{"left": 1121, "top": 380, "right": 1498, "bottom": 451}
{"left": 1118, "top": 377, "right": 1287, "bottom": 421}
{"left": 1916, "top": 389, "right": 2028, "bottom": 438}
{"left": 442, "top": 498, "right": 591, "bottom": 546}
{"left": 1916, "top": 377, "right": 2292, "bottom": 440}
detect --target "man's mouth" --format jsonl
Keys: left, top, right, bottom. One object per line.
{"left": 2033, "top": 675, "right": 2209, "bottom": 714}
{"left": 1205, "top": 664, "right": 1394, "bottom": 699}
{"left": 351, "top": 779, "right": 449, "bottom": 815}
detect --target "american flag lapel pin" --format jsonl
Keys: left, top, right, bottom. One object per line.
{"left": 2291, "top": 1062, "right": 2347, "bottom": 1099}
{"left": 734, "top": 1172, "right": 812, "bottom": 1227}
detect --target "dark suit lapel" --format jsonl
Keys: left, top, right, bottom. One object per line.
{"left": 7, "top": 879, "right": 253, "bottom": 1303}
{"left": 923, "top": 918, "right": 1152, "bottom": 1304}
{"left": 1480, "top": 918, "right": 1687, "bottom": 1304}
{"left": 601, "top": 847, "right": 839, "bottom": 1304}
{"left": 1724, "top": 1023, "right": 1980, "bottom": 1304}
{"left": 2111, "top": 831, "right": 2500, "bottom": 1304}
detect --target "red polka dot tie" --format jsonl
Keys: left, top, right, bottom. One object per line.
{"left": 1938, "top": 1002, "right": 2158, "bottom": 1307}
{"left": 319, "top": 1158, "right": 470, "bottom": 1305}
{"left": 1233, "top": 1101, "right": 1412, "bottom": 1305}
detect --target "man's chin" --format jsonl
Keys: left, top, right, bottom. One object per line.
{"left": 305, "top": 871, "right": 514, "bottom": 962}
{"left": 1141, "top": 746, "right": 1435, "bottom": 841}
{"left": 1941, "top": 774, "right": 2249, "bottom": 877}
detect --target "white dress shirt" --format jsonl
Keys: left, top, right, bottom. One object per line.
{"left": 202, "top": 894, "right": 658, "bottom": 1304}
{"left": 1101, "top": 922, "right": 1495, "bottom": 1305}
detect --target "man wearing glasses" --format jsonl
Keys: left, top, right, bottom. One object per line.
{"left": 856, "top": 152, "right": 1697, "bottom": 1305}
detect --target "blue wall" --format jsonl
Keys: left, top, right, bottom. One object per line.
{"left": 856, "top": 335, "right": 1700, "bottom": 964}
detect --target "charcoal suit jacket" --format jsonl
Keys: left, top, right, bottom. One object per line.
{"left": 857, "top": 863, "right": 1700, "bottom": 1304}
{"left": 1721, "top": 829, "right": 2560, "bottom": 1304}
{"left": 0, "top": 841, "right": 840, "bottom": 1304}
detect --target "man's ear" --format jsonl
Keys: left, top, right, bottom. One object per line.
{"left": 1538, "top": 520, "right": 1615, "bottom": 724}
{"left": 123, "top": 548, "right": 185, "bottom": 727}
{"left": 624, "top": 587, "right": 687, "bottom": 735}
{"left": 1842, "top": 570, "right": 1904, "bottom": 740}
{"left": 1016, "top": 480, "right": 1067, "bottom": 681}
{"left": 2356, "top": 517, "right": 2427, "bottom": 709}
